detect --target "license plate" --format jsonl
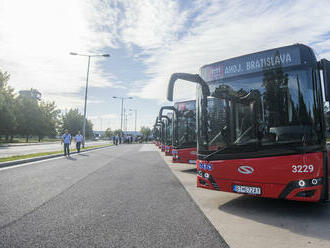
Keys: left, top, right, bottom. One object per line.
{"left": 233, "top": 185, "right": 261, "bottom": 195}
{"left": 188, "top": 160, "right": 196, "bottom": 164}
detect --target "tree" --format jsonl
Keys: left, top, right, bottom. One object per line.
{"left": 37, "top": 101, "right": 61, "bottom": 141}
{"left": 15, "top": 94, "right": 42, "bottom": 142}
{"left": 113, "top": 129, "right": 122, "bottom": 136}
{"left": 0, "top": 70, "right": 17, "bottom": 141}
{"left": 140, "top": 126, "right": 151, "bottom": 142}
{"left": 61, "top": 108, "right": 93, "bottom": 138}
{"left": 104, "top": 128, "right": 113, "bottom": 138}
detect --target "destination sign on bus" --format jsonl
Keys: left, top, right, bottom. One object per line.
{"left": 200, "top": 46, "right": 301, "bottom": 82}
{"left": 175, "top": 101, "right": 195, "bottom": 112}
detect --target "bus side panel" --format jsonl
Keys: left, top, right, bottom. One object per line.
{"left": 165, "top": 146, "right": 173, "bottom": 156}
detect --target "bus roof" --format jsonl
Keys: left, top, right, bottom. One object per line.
{"left": 200, "top": 43, "right": 316, "bottom": 82}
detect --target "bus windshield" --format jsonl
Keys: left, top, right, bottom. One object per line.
{"left": 174, "top": 101, "right": 196, "bottom": 149}
{"left": 198, "top": 67, "right": 323, "bottom": 159}
{"left": 166, "top": 120, "right": 173, "bottom": 145}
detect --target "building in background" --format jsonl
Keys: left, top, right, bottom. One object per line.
{"left": 19, "top": 88, "right": 41, "bottom": 100}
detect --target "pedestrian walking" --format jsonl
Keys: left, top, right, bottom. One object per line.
{"left": 75, "top": 130, "right": 83, "bottom": 153}
{"left": 61, "top": 129, "right": 72, "bottom": 157}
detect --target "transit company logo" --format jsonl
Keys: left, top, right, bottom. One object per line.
{"left": 210, "top": 64, "right": 224, "bottom": 80}
{"left": 238, "top": 165, "right": 254, "bottom": 174}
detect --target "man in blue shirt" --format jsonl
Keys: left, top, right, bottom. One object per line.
{"left": 74, "top": 130, "right": 83, "bottom": 153}
{"left": 61, "top": 129, "right": 72, "bottom": 156}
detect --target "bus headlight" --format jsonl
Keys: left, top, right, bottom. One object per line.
{"left": 298, "top": 180, "right": 305, "bottom": 187}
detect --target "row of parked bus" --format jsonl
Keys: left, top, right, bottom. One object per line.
{"left": 154, "top": 44, "right": 330, "bottom": 202}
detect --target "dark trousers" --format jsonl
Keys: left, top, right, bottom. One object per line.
{"left": 76, "top": 142, "right": 81, "bottom": 153}
{"left": 64, "top": 143, "right": 70, "bottom": 156}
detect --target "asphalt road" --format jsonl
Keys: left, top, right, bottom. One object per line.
{"left": 0, "top": 140, "right": 110, "bottom": 158}
{"left": 0, "top": 144, "right": 228, "bottom": 248}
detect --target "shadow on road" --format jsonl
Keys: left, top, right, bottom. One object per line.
{"left": 66, "top": 156, "right": 77, "bottom": 161}
{"left": 77, "top": 153, "right": 89, "bottom": 157}
{"left": 219, "top": 195, "right": 330, "bottom": 241}
{"left": 181, "top": 168, "right": 197, "bottom": 174}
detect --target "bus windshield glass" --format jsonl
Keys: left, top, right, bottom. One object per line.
{"left": 174, "top": 101, "right": 196, "bottom": 149}
{"left": 166, "top": 120, "right": 173, "bottom": 145}
{"left": 198, "top": 67, "right": 322, "bottom": 159}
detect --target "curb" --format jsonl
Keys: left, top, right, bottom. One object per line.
{"left": 0, "top": 145, "right": 113, "bottom": 169}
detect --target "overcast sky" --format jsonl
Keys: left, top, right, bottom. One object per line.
{"left": 1, "top": 0, "right": 330, "bottom": 131}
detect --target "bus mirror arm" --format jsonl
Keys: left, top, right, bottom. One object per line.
{"left": 160, "top": 115, "right": 171, "bottom": 122}
{"left": 158, "top": 106, "right": 177, "bottom": 120}
{"left": 167, "top": 73, "right": 210, "bottom": 101}
{"left": 320, "top": 59, "right": 330, "bottom": 101}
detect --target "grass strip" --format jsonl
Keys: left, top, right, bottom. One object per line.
{"left": 0, "top": 144, "right": 113, "bottom": 163}
{"left": 0, "top": 138, "right": 61, "bottom": 144}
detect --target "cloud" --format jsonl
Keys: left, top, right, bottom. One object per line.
{"left": 113, "top": 0, "right": 330, "bottom": 101}
{"left": 89, "top": 114, "right": 117, "bottom": 120}
{"left": 2, "top": 0, "right": 330, "bottom": 130}
{"left": 0, "top": 0, "right": 117, "bottom": 110}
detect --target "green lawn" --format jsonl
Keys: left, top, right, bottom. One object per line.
{"left": 0, "top": 143, "right": 113, "bottom": 163}
{"left": 0, "top": 138, "right": 61, "bottom": 144}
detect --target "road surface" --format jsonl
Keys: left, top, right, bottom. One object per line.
{"left": 0, "top": 140, "right": 110, "bottom": 158}
{"left": 0, "top": 144, "right": 228, "bottom": 248}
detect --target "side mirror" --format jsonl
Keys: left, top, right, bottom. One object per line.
{"left": 320, "top": 59, "right": 330, "bottom": 101}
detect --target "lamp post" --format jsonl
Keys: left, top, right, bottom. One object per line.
{"left": 112, "top": 96, "right": 133, "bottom": 135}
{"left": 70, "top": 52, "right": 110, "bottom": 147}
{"left": 129, "top": 109, "right": 137, "bottom": 133}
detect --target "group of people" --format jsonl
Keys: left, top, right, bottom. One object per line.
{"left": 61, "top": 129, "right": 83, "bottom": 157}
{"left": 112, "top": 135, "right": 138, "bottom": 145}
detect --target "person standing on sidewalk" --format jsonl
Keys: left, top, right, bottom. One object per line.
{"left": 61, "top": 129, "right": 72, "bottom": 157}
{"left": 115, "top": 135, "right": 119, "bottom": 145}
{"left": 75, "top": 130, "right": 83, "bottom": 153}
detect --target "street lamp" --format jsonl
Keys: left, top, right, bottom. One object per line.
{"left": 112, "top": 96, "right": 133, "bottom": 135}
{"left": 70, "top": 52, "right": 110, "bottom": 147}
{"left": 129, "top": 109, "right": 137, "bottom": 133}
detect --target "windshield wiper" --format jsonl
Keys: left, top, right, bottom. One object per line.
{"left": 198, "top": 144, "right": 239, "bottom": 160}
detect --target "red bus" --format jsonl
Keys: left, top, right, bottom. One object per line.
{"left": 168, "top": 44, "right": 330, "bottom": 202}
{"left": 153, "top": 117, "right": 162, "bottom": 148}
{"left": 154, "top": 117, "right": 165, "bottom": 150}
{"left": 159, "top": 106, "right": 176, "bottom": 156}
{"left": 159, "top": 102, "right": 197, "bottom": 162}
{"left": 158, "top": 112, "right": 172, "bottom": 153}
{"left": 172, "top": 101, "right": 197, "bottom": 164}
